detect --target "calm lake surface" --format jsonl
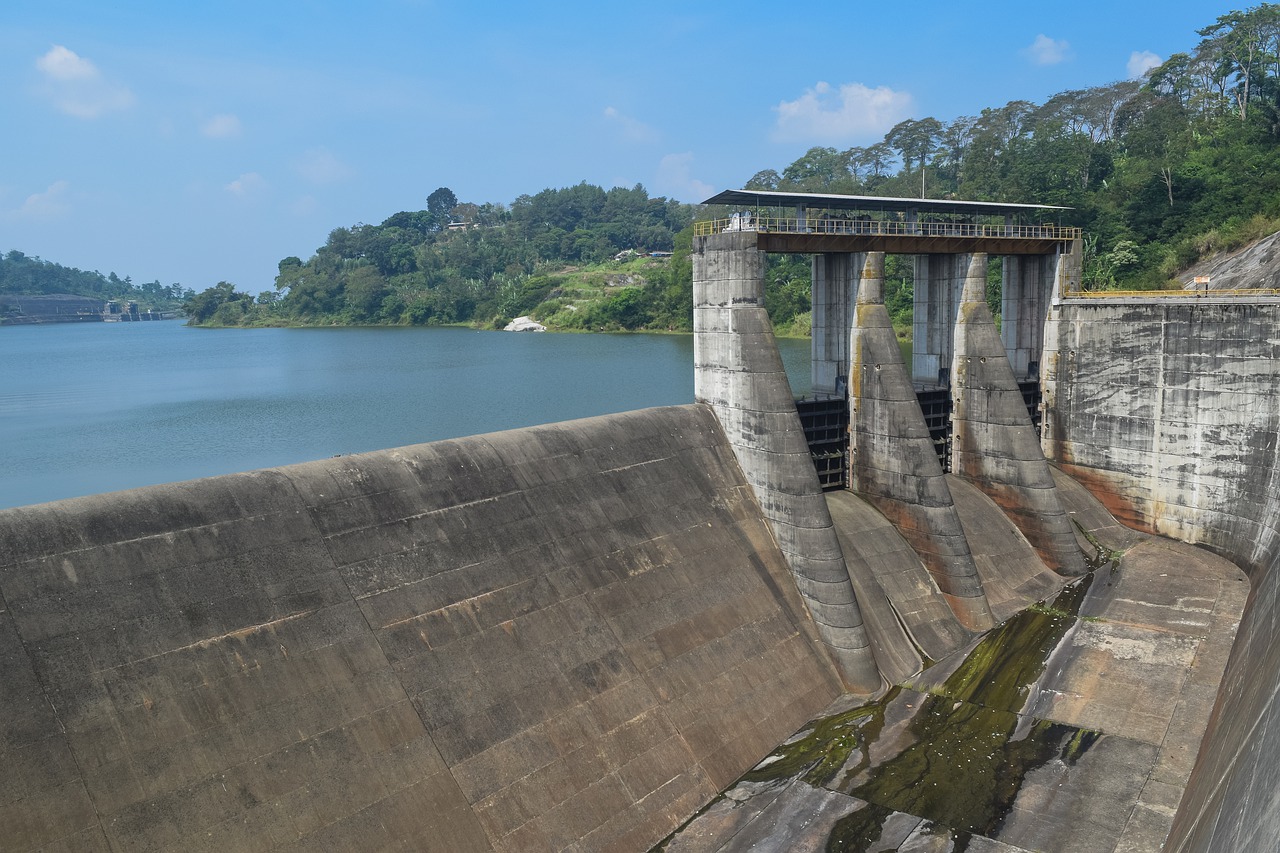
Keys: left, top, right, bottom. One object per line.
{"left": 0, "top": 321, "right": 813, "bottom": 510}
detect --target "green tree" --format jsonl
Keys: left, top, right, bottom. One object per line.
{"left": 427, "top": 187, "right": 458, "bottom": 223}
{"left": 885, "top": 117, "right": 943, "bottom": 175}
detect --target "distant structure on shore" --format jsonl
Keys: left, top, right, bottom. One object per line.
{"left": 0, "top": 293, "right": 178, "bottom": 325}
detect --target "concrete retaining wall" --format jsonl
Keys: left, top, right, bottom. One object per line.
{"left": 0, "top": 404, "right": 843, "bottom": 853}
{"left": 1043, "top": 297, "right": 1280, "bottom": 851}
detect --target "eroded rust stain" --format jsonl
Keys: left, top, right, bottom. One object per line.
{"left": 1055, "top": 464, "right": 1156, "bottom": 534}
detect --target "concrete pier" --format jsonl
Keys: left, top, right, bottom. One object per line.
{"left": 848, "top": 252, "right": 994, "bottom": 631}
{"left": 693, "top": 231, "right": 881, "bottom": 692}
{"left": 810, "top": 252, "right": 864, "bottom": 395}
{"left": 1001, "top": 254, "right": 1053, "bottom": 379}
{"left": 911, "top": 254, "right": 964, "bottom": 385}
{"left": 952, "top": 253, "right": 1087, "bottom": 576}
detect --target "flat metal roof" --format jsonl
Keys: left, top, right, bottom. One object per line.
{"left": 701, "top": 189, "right": 1071, "bottom": 217}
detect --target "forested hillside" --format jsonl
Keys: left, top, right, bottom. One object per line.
{"left": 189, "top": 4, "right": 1280, "bottom": 332}
{"left": 0, "top": 251, "right": 192, "bottom": 311}
{"left": 187, "top": 184, "right": 697, "bottom": 330}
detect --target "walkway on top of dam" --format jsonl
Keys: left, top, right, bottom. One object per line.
{"left": 697, "top": 190, "right": 1079, "bottom": 255}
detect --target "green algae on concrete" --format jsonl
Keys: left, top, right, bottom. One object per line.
{"left": 918, "top": 575, "right": 1093, "bottom": 713}
{"left": 658, "top": 574, "right": 1107, "bottom": 852}
{"left": 829, "top": 693, "right": 1100, "bottom": 849}
{"left": 741, "top": 689, "right": 898, "bottom": 789}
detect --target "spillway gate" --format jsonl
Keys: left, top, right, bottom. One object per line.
{"left": 798, "top": 380, "right": 1042, "bottom": 485}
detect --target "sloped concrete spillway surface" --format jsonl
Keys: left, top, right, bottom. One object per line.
{"left": 0, "top": 405, "right": 848, "bottom": 852}
{"left": 659, "top": 485, "right": 1247, "bottom": 853}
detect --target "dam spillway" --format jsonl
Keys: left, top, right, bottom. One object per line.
{"left": 1, "top": 406, "right": 848, "bottom": 851}
{"left": 3, "top": 193, "right": 1280, "bottom": 851}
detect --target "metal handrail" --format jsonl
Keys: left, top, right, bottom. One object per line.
{"left": 1065, "top": 287, "right": 1280, "bottom": 298}
{"left": 694, "top": 216, "right": 1080, "bottom": 241}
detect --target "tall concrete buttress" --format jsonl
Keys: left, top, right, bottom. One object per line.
{"left": 951, "top": 252, "right": 1087, "bottom": 576}
{"left": 1001, "top": 254, "right": 1054, "bottom": 379}
{"left": 811, "top": 252, "right": 865, "bottom": 395}
{"left": 694, "top": 231, "right": 882, "bottom": 692}
{"left": 848, "top": 252, "right": 995, "bottom": 630}
{"left": 912, "top": 254, "right": 965, "bottom": 385}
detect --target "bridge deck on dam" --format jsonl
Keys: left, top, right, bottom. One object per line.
{"left": 658, "top": 522, "right": 1247, "bottom": 852}
{"left": 696, "top": 189, "right": 1079, "bottom": 256}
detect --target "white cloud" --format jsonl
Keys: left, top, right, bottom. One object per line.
{"left": 773, "top": 81, "right": 913, "bottom": 144}
{"left": 201, "top": 114, "right": 242, "bottom": 139}
{"left": 294, "top": 148, "right": 351, "bottom": 184}
{"left": 34, "top": 45, "right": 134, "bottom": 118}
{"left": 36, "top": 45, "right": 96, "bottom": 81}
{"left": 603, "top": 106, "right": 659, "bottom": 144}
{"left": 656, "top": 153, "right": 714, "bottom": 203}
{"left": 225, "top": 172, "right": 266, "bottom": 196}
{"left": 7, "top": 181, "right": 71, "bottom": 221}
{"left": 1128, "top": 50, "right": 1163, "bottom": 79}
{"left": 1023, "top": 34, "right": 1071, "bottom": 66}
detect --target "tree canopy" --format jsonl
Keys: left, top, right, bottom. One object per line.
{"left": 187, "top": 4, "right": 1280, "bottom": 332}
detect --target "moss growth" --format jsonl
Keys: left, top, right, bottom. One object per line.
{"left": 660, "top": 569, "right": 1115, "bottom": 853}
{"left": 742, "top": 689, "right": 898, "bottom": 789}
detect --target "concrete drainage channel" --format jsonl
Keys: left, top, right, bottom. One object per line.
{"left": 655, "top": 535, "right": 1248, "bottom": 853}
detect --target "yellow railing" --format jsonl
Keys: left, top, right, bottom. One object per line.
{"left": 1066, "top": 287, "right": 1280, "bottom": 298}
{"left": 694, "top": 215, "right": 1080, "bottom": 241}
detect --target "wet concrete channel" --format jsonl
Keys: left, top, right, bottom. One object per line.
{"left": 656, "top": 535, "right": 1248, "bottom": 853}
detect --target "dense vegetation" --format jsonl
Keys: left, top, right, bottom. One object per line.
{"left": 746, "top": 3, "right": 1280, "bottom": 297}
{"left": 0, "top": 250, "right": 192, "bottom": 311}
{"left": 183, "top": 5, "right": 1280, "bottom": 332}
{"left": 187, "top": 184, "right": 698, "bottom": 330}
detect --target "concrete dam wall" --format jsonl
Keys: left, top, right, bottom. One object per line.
{"left": 1043, "top": 297, "right": 1280, "bottom": 851}
{"left": 5, "top": 231, "right": 1278, "bottom": 849}
{"left": 0, "top": 405, "right": 846, "bottom": 852}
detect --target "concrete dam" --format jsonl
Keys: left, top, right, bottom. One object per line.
{"left": 1, "top": 191, "right": 1275, "bottom": 851}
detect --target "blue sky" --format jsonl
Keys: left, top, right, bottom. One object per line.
{"left": 3, "top": 0, "right": 1241, "bottom": 292}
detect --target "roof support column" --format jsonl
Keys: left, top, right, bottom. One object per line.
{"left": 811, "top": 252, "right": 865, "bottom": 396}
{"left": 1001, "top": 254, "right": 1054, "bottom": 380}
{"left": 913, "top": 254, "right": 965, "bottom": 386}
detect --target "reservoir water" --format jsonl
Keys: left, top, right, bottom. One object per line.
{"left": 0, "top": 321, "right": 812, "bottom": 510}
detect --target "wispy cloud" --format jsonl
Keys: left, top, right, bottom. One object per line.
{"left": 656, "top": 152, "right": 713, "bottom": 203}
{"left": 773, "top": 81, "right": 913, "bottom": 144}
{"left": 34, "top": 45, "right": 134, "bottom": 118}
{"left": 225, "top": 172, "right": 266, "bottom": 196}
{"left": 1127, "top": 50, "right": 1163, "bottom": 79}
{"left": 6, "top": 181, "right": 72, "bottom": 221}
{"left": 201, "top": 114, "right": 242, "bottom": 139}
{"left": 293, "top": 148, "right": 351, "bottom": 184}
{"left": 603, "top": 106, "right": 659, "bottom": 144}
{"left": 1023, "top": 34, "right": 1071, "bottom": 66}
